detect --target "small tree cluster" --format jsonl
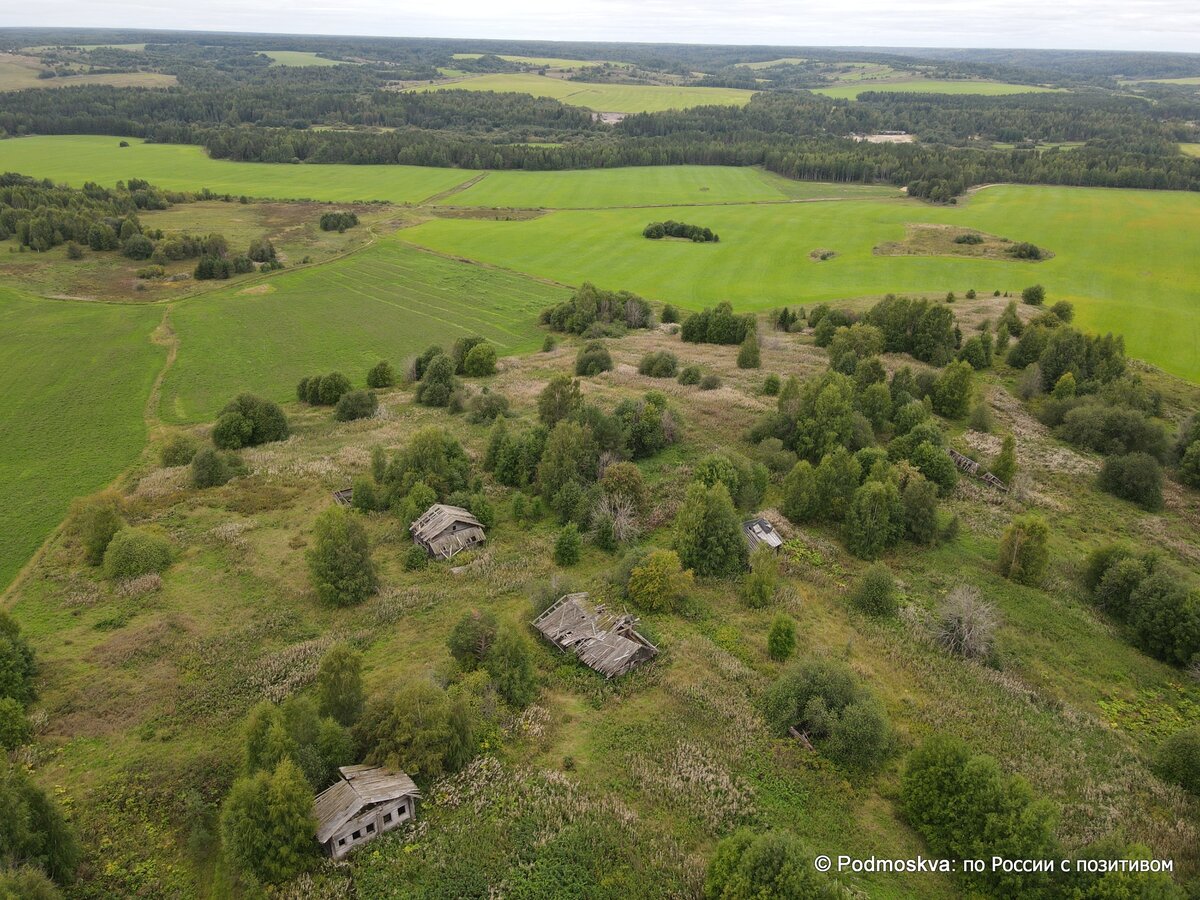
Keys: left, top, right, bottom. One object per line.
{"left": 626, "top": 550, "right": 693, "bottom": 613}
{"left": 306, "top": 506, "right": 377, "bottom": 607}
{"left": 637, "top": 351, "right": 678, "bottom": 378}
{"left": 366, "top": 360, "right": 396, "bottom": 389}
{"left": 642, "top": 220, "right": 718, "bottom": 242}
{"left": 103, "top": 526, "right": 172, "bottom": 580}
{"left": 704, "top": 830, "right": 841, "bottom": 899}
{"left": 997, "top": 515, "right": 1050, "bottom": 585}
{"left": 681, "top": 302, "right": 755, "bottom": 345}
{"left": 319, "top": 211, "right": 359, "bottom": 232}
{"left": 674, "top": 481, "right": 748, "bottom": 578}
{"left": 447, "top": 611, "right": 537, "bottom": 708}
{"left": 575, "top": 340, "right": 613, "bottom": 376}
{"left": 540, "top": 283, "right": 653, "bottom": 335}
{"left": 297, "top": 372, "right": 353, "bottom": 407}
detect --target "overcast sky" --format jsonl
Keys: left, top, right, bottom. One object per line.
{"left": 3, "top": 0, "right": 1199, "bottom": 53}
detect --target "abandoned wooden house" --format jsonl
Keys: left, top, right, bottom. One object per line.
{"left": 946, "top": 447, "right": 1009, "bottom": 492}
{"left": 314, "top": 764, "right": 419, "bottom": 860}
{"left": 743, "top": 516, "right": 783, "bottom": 552}
{"left": 410, "top": 503, "right": 486, "bottom": 559}
{"left": 532, "top": 592, "right": 658, "bottom": 678}
{"left": 332, "top": 488, "right": 353, "bottom": 507}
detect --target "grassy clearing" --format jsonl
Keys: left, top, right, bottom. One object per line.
{"left": 1182, "top": 143, "right": 1200, "bottom": 157}
{"left": 159, "top": 239, "right": 566, "bottom": 422}
{"left": 814, "top": 79, "right": 1058, "bottom": 100}
{"left": 0, "top": 52, "right": 175, "bottom": 90}
{"left": 404, "top": 184, "right": 1200, "bottom": 382}
{"left": 438, "top": 165, "right": 899, "bottom": 209}
{"left": 0, "top": 289, "right": 163, "bottom": 588}
{"left": 0, "top": 135, "right": 479, "bottom": 204}
{"left": 0, "top": 200, "right": 392, "bottom": 302}
{"left": 7, "top": 314, "right": 1199, "bottom": 895}
{"left": 418, "top": 73, "right": 756, "bottom": 113}
{"left": 451, "top": 53, "right": 627, "bottom": 68}
{"left": 260, "top": 50, "right": 342, "bottom": 67}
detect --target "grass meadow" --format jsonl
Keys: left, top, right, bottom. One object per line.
{"left": 0, "top": 52, "right": 175, "bottom": 90}
{"left": 0, "top": 289, "right": 163, "bottom": 587}
{"left": 404, "top": 184, "right": 1200, "bottom": 381}
{"left": 0, "top": 136, "right": 479, "bottom": 204}
{"left": 813, "top": 79, "right": 1059, "bottom": 99}
{"left": 1182, "top": 143, "right": 1200, "bottom": 157}
{"left": 419, "top": 74, "right": 757, "bottom": 112}
{"left": 437, "top": 165, "right": 901, "bottom": 208}
{"left": 159, "top": 240, "right": 566, "bottom": 422}
{"left": 261, "top": 50, "right": 341, "bottom": 66}
{"left": 7, "top": 319, "right": 1199, "bottom": 896}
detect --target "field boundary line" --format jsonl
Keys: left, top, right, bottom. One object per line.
{"left": 432, "top": 195, "right": 902, "bottom": 212}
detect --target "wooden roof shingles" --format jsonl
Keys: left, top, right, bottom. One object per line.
{"left": 313, "top": 764, "right": 420, "bottom": 844}
{"left": 532, "top": 593, "right": 658, "bottom": 679}
{"left": 410, "top": 503, "right": 486, "bottom": 559}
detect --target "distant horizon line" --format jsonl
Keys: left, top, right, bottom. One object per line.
{"left": 0, "top": 24, "right": 1195, "bottom": 56}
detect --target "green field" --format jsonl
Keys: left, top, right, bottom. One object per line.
{"left": 420, "top": 73, "right": 756, "bottom": 112}
{"left": 438, "top": 165, "right": 900, "bottom": 208}
{"left": 0, "top": 136, "right": 478, "bottom": 203}
{"left": 814, "top": 79, "right": 1058, "bottom": 99}
{"left": 404, "top": 184, "right": 1200, "bottom": 381}
{"left": 0, "top": 289, "right": 163, "bottom": 587}
{"left": 160, "top": 240, "right": 566, "bottom": 422}
{"left": 261, "top": 50, "right": 341, "bottom": 67}
{"left": 1182, "top": 143, "right": 1200, "bottom": 157}
{"left": 451, "top": 53, "right": 627, "bottom": 68}
{"left": 0, "top": 52, "right": 175, "bottom": 90}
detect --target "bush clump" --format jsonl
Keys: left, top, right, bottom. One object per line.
{"left": 575, "top": 341, "right": 613, "bottom": 377}
{"left": 366, "top": 360, "right": 396, "bottom": 389}
{"left": 191, "top": 447, "right": 242, "bottom": 488}
{"left": 334, "top": 389, "right": 378, "bottom": 422}
{"left": 637, "top": 351, "right": 678, "bottom": 378}
{"left": 850, "top": 563, "right": 898, "bottom": 616}
{"left": 1153, "top": 725, "right": 1200, "bottom": 796}
{"left": 463, "top": 342, "right": 498, "bottom": 377}
{"left": 307, "top": 507, "right": 377, "bottom": 607}
{"left": 103, "top": 526, "right": 172, "bottom": 580}
{"left": 1097, "top": 452, "right": 1163, "bottom": 511}
{"left": 699, "top": 374, "right": 721, "bottom": 390}
{"left": 677, "top": 365, "right": 702, "bottom": 386}
{"left": 212, "top": 394, "right": 289, "bottom": 449}
{"left": 160, "top": 434, "right": 198, "bottom": 467}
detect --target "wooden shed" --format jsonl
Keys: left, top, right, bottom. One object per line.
{"left": 314, "top": 764, "right": 419, "bottom": 860}
{"left": 743, "top": 516, "right": 783, "bottom": 552}
{"left": 410, "top": 503, "right": 486, "bottom": 559}
{"left": 533, "top": 592, "right": 658, "bottom": 679}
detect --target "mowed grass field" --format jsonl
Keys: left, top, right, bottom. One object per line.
{"left": 0, "top": 52, "right": 175, "bottom": 90}
{"left": 1182, "top": 143, "right": 1200, "bottom": 157}
{"left": 261, "top": 50, "right": 342, "bottom": 66}
{"left": 0, "top": 136, "right": 479, "bottom": 204}
{"left": 160, "top": 240, "right": 567, "bottom": 422}
{"left": 419, "top": 74, "right": 756, "bottom": 112}
{"left": 404, "top": 184, "right": 1200, "bottom": 381}
{"left": 0, "top": 289, "right": 163, "bottom": 587}
{"left": 813, "top": 79, "right": 1058, "bottom": 99}
{"left": 439, "top": 165, "right": 901, "bottom": 208}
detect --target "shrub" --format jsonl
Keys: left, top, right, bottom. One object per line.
{"left": 447, "top": 610, "right": 499, "bottom": 672}
{"left": 967, "top": 401, "right": 993, "bottom": 433}
{"left": 1097, "top": 452, "right": 1163, "bottom": 511}
{"left": 736, "top": 330, "right": 760, "bottom": 369}
{"left": 704, "top": 830, "right": 840, "bottom": 899}
{"left": 247, "top": 237, "right": 276, "bottom": 262}
{"left": 992, "top": 435, "right": 1017, "bottom": 484}
{"left": 317, "top": 372, "right": 352, "bottom": 406}
{"left": 851, "top": 563, "right": 897, "bottom": 616}
{"left": 404, "top": 544, "right": 428, "bottom": 571}
{"left": 102, "top": 526, "right": 171, "bottom": 580}
{"left": 484, "top": 628, "right": 538, "bottom": 708}
{"left": 541, "top": 334, "right": 556, "bottom": 352}
{"left": 1021, "top": 284, "right": 1046, "bottom": 305}
{"left": 1179, "top": 441, "right": 1200, "bottom": 489}
{"left": 0, "top": 697, "right": 31, "bottom": 750}
{"left": 600, "top": 461, "right": 648, "bottom": 513}
{"left": 219, "top": 394, "right": 289, "bottom": 445}
{"left": 73, "top": 493, "right": 125, "bottom": 565}
{"left": 762, "top": 374, "right": 781, "bottom": 396}
{"left": 0, "top": 757, "right": 81, "bottom": 885}
{"left": 463, "top": 342, "right": 497, "bottom": 376}
{"left": 677, "top": 365, "right": 702, "bottom": 385}
{"left": 415, "top": 354, "right": 456, "bottom": 407}
{"left": 699, "top": 374, "right": 721, "bottom": 390}
{"left": 763, "top": 658, "right": 892, "bottom": 771}
{"left": 335, "top": 389, "right": 378, "bottom": 422}
{"left": 741, "top": 545, "right": 779, "bottom": 608}
{"left": 932, "top": 360, "right": 974, "bottom": 419}
{"left": 637, "top": 351, "right": 677, "bottom": 378}
{"left": 1153, "top": 725, "right": 1200, "bottom": 796}
{"left": 997, "top": 514, "right": 1049, "bottom": 585}
{"left": 220, "top": 759, "right": 315, "bottom": 884}
{"left": 680, "top": 302, "right": 753, "bottom": 345}
{"left": 467, "top": 389, "right": 510, "bottom": 424}
{"left": 319, "top": 211, "right": 358, "bottom": 231}
{"left": 160, "top": 434, "right": 198, "bottom": 467}
{"left": 553, "top": 524, "right": 581, "bottom": 566}
{"left": 660, "top": 303, "right": 679, "bottom": 324}
{"left": 935, "top": 585, "right": 997, "bottom": 661}
{"left": 212, "top": 410, "right": 253, "bottom": 449}
{"left": 121, "top": 234, "right": 155, "bottom": 260}
{"left": 767, "top": 615, "right": 796, "bottom": 662}
{"left": 901, "top": 735, "right": 1057, "bottom": 897}
{"left": 575, "top": 341, "right": 613, "bottom": 376}
{"left": 366, "top": 360, "right": 396, "bottom": 389}
{"left": 674, "top": 482, "right": 748, "bottom": 578}
{"left": 537, "top": 374, "right": 582, "bottom": 425}
{"left": 191, "top": 447, "right": 240, "bottom": 488}
{"left": 901, "top": 473, "right": 940, "bottom": 546}
{"left": 306, "top": 507, "right": 377, "bottom": 607}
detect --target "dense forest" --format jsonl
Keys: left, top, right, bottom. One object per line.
{"left": 1, "top": 31, "right": 1199, "bottom": 199}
